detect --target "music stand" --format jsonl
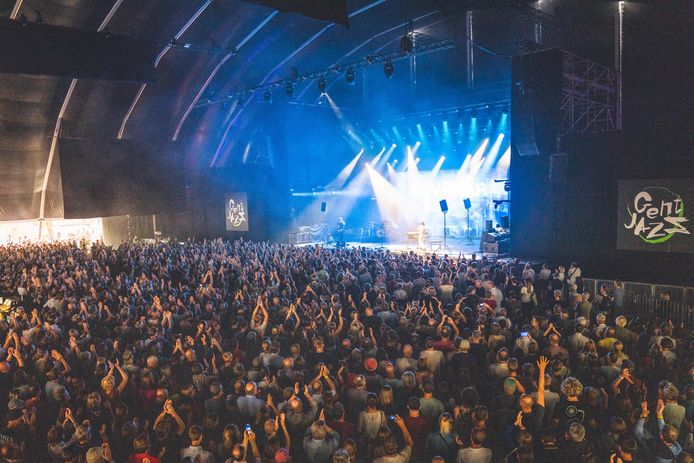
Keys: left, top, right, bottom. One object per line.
{"left": 464, "top": 198, "right": 473, "bottom": 243}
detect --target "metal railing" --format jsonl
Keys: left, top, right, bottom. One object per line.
{"left": 583, "top": 278, "right": 694, "bottom": 326}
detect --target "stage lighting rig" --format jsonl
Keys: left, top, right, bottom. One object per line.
{"left": 196, "top": 37, "right": 454, "bottom": 108}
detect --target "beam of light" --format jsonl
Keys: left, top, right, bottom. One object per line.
{"left": 411, "top": 140, "right": 422, "bottom": 157}
{"left": 458, "top": 154, "right": 472, "bottom": 172}
{"left": 469, "top": 138, "right": 489, "bottom": 170}
{"left": 497, "top": 146, "right": 511, "bottom": 169}
{"left": 442, "top": 120, "right": 452, "bottom": 146}
{"left": 479, "top": 133, "right": 505, "bottom": 174}
{"left": 376, "top": 143, "right": 397, "bottom": 169}
{"left": 370, "top": 147, "right": 386, "bottom": 166}
{"left": 469, "top": 156, "right": 486, "bottom": 178}
{"left": 366, "top": 164, "right": 406, "bottom": 241}
{"left": 406, "top": 146, "right": 419, "bottom": 174}
{"left": 430, "top": 155, "right": 446, "bottom": 178}
{"left": 469, "top": 116, "right": 478, "bottom": 140}
{"left": 292, "top": 166, "right": 370, "bottom": 235}
{"left": 406, "top": 127, "right": 417, "bottom": 144}
{"left": 498, "top": 112, "right": 508, "bottom": 132}
{"left": 391, "top": 126, "right": 404, "bottom": 146}
{"left": 457, "top": 122, "right": 464, "bottom": 145}
{"left": 325, "top": 92, "right": 344, "bottom": 120}
{"left": 369, "top": 129, "right": 385, "bottom": 147}
{"left": 416, "top": 123, "right": 426, "bottom": 141}
{"left": 328, "top": 149, "right": 363, "bottom": 189}
{"left": 241, "top": 142, "right": 252, "bottom": 164}
{"left": 346, "top": 128, "right": 364, "bottom": 146}
{"left": 387, "top": 162, "right": 398, "bottom": 180}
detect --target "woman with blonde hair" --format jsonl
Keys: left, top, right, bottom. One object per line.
{"left": 425, "top": 412, "right": 458, "bottom": 462}
{"left": 100, "top": 360, "right": 128, "bottom": 405}
{"left": 378, "top": 385, "right": 396, "bottom": 417}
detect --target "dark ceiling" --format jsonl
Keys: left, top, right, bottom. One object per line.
{"left": 0, "top": 0, "right": 690, "bottom": 222}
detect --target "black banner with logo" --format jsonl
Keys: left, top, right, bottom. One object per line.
{"left": 225, "top": 193, "right": 249, "bottom": 232}
{"left": 617, "top": 179, "right": 694, "bottom": 253}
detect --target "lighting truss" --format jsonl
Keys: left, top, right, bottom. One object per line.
{"left": 560, "top": 51, "right": 619, "bottom": 134}
{"left": 195, "top": 37, "right": 454, "bottom": 109}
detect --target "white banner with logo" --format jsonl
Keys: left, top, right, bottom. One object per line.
{"left": 617, "top": 179, "right": 693, "bottom": 253}
{"left": 225, "top": 193, "right": 249, "bottom": 232}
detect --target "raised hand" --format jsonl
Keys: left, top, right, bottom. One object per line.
{"left": 657, "top": 399, "right": 665, "bottom": 417}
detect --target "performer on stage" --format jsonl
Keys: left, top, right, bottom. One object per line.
{"left": 417, "top": 221, "right": 427, "bottom": 249}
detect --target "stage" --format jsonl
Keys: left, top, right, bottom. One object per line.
{"left": 297, "top": 239, "right": 503, "bottom": 259}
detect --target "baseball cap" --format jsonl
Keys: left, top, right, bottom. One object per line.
{"left": 275, "top": 448, "right": 290, "bottom": 463}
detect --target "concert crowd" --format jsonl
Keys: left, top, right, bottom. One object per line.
{"left": 0, "top": 239, "right": 692, "bottom": 463}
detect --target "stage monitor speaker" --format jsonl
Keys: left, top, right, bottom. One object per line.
{"left": 500, "top": 216, "right": 510, "bottom": 229}
{"left": 486, "top": 220, "right": 493, "bottom": 232}
{"left": 439, "top": 199, "right": 448, "bottom": 213}
{"left": 463, "top": 198, "right": 472, "bottom": 210}
{"left": 320, "top": 202, "right": 327, "bottom": 212}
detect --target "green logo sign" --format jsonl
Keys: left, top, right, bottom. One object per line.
{"left": 624, "top": 187, "right": 689, "bottom": 243}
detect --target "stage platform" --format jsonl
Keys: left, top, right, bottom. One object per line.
{"left": 296, "top": 239, "right": 509, "bottom": 260}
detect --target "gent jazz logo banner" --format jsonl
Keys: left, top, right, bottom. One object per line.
{"left": 618, "top": 180, "right": 693, "bottom": 253}
{"left": 225, "top": 193, "right": 249, "bottom": 231}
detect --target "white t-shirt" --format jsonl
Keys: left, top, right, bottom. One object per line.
{"left": 374, "top": 445, "right": 412, "bottom": 463}
{"left": 457, "top": 446, "right": 492, "bottom": 463}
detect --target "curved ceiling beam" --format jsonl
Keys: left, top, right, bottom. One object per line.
{"left": 10, "top": 0, "right": 24, "bottom": 19}
{"left": 209, "top": 0, "right": 387, "bottom": 167}
{"left": 38, "top": 0, "right": 125, "bottom": 227}
{"left": 172, "top": 11, "right": 278, "bottom": 141}
{"left": 117, "top": 0, "right": 213, "bottom": 139}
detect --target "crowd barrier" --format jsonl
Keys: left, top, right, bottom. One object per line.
{"left": 582, "top": 278, "right": 694, "bottom": 326}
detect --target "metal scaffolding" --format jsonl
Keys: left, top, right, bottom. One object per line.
{"left": 560, "top": 52, "right": 619, "bottom": 134}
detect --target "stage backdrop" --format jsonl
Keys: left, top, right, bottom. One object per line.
{"left": 225, "top": 193, "right": 249, "bottom": 232}
{"left": 617, "top": 179, "right": 693, "bottom": 253}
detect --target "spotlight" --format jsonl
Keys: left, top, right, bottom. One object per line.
{"left": 346, "top": 66, "right": 355, "bottom": 85}
{"left": 470, "top": 110, "right": 478, "bottom": 118}
{"left": 501, "top": 108, "right": 509, "bottom": 116}
{"left": 285, "top": 82, "right": 293, "bottom": 97}
{"left": 384, "top": 61, "right": 394, "bottom": 79}
{"left": 318, "top": 76, "right": 326, "bottom": 93}
{"left": 264, "top": 91, "right": 272, "bottom": 102}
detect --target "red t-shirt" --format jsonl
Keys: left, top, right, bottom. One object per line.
{"left": 328, "top": 419, "right": 356, "bottom": 444}
{"left": 404, "top": 415, "right": 432, "bottom": 457}
{"left": 129, "top": 453, "right": 161, "bottom": 463}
